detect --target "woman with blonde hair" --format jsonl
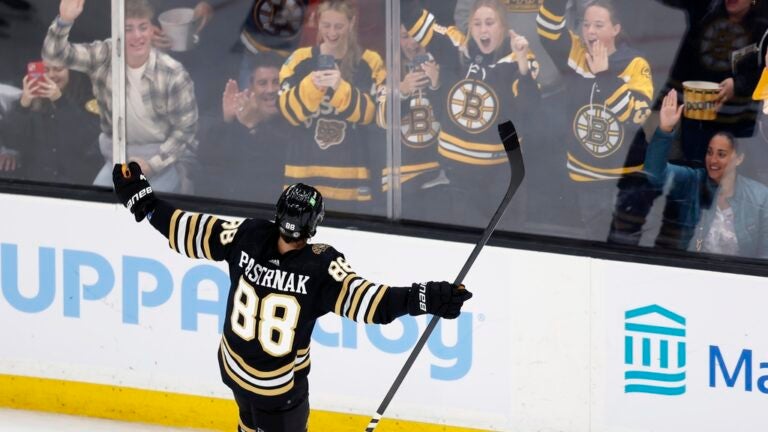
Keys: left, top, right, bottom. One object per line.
{"left": 402, "top": 0, "right": 539, "bottom": 227}
{"left": 279, "top": 0, "right": 386, "bottom": 213}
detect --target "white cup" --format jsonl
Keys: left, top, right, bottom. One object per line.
{"left": 158, "top": 8, "right": 199, "bottom": 52}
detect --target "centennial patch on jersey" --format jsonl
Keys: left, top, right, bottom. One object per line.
{"left": 573, "top": 104, "right": 624, "bottom": 158}
{"left": 314, "top": 118, "right": 347, "bottom": 149}
{"left": 402, "top": 96, "right": 439, "bottom": 148}
{"left": 253, "top": 0, "right": 304, "bottom": 38}
{"left": 699, "top": 18, "right": 749, "bottom": 72}
{"left": 448, "top": 79, "right": 499, "bottom": 133}
{"left": 311, "top": 244, "right": 330, "bottom": 255}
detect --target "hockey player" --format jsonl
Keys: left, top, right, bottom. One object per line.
{"left": 112, "top": 162, "right": 472, "bottom": 432}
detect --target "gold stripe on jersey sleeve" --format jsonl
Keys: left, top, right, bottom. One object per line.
{"left": 222, "top": 336, "right": 295, "bottom": 379}
{"left": 441, "top": 131, "right": 505, "bottom": 152}
{"left": 616, "top": 99, "right": 635, "bottom": 123}
{"left": 382, "top": 162, "right": 439, "bottom": 176}
{"left": 185, "top": 213, "right": 200, "bottom": 259}
{"left": 567, "top": 153, "right": 644, "bottom": 175}
{"left": 334, "top": 273, "right": 357, "bottom": 315}
{"left": 279, "top": 47, "right": 312, "bottom": 83}
{"left": 537, "top": 27, "right": 561, "bottom": 41}
{"left": 220, "top": 349, "right": 295, "bottom": 396}
{"left": 438, "top": 146, "right": 507, "bottom": 166}
{"left": 285, "top": 165, "right": 369, "bottom": 180}
{"left": 408, "top": 10, "right": 430, "bottom": 39}
{"left": 294, "top": 358, "right": 311, "bottom": 372}
{"left": 168, "top": 209, "right": 182, "bottom": 253}
{"left": 539, "top": 5, "right": 565, "bottom": 22}
{"left": 366, "top": 285, "right": 389, "bottom": 324}
{"left": 605, "top": 85, "right": 630, "bottom": 107}
{"left": 362, "top": 50, "right": 386, "bottom": 86}
{"left": 347, "top": 280, "right": 373, "bottom": 320}
{"left": 287, "top": 85, "right": 307, "bottom": 122}
{"left": 330, "top": 80, "right": 353, "bottom": 113}
{"left": 279, "top": 90, "right": 301, "bottom": 126}
{"left": 202, "top": 216, "right": 218, "bottom": 260}
{"left": 315, "top": 185, "right": 373, "bottom": 201}
{"left": 297, "top": 346, "right": 309, "bottom": 356}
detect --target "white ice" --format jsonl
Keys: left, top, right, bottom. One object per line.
{"left": 0, "top": 408, "right": 209, "bottom": 431}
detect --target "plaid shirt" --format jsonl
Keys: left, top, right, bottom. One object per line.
{"left": 42, "top": 18, "right": 198, "bottom": 172}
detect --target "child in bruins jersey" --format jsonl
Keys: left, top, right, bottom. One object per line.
{"left": 113, "top": 168, "right": 473, "bottom": 432}
{"left": 537, "top": 0, "right": 653, "bottom": 241}
{"left": 375, "top": 24, "right": 446, "bottom": 222}
{"left": 402, "top": 0, "right": 539, "bottom": 228}
{"left": 278, "top": 0, "right": 386, "bottom": 215}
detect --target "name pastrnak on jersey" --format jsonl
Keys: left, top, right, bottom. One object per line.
{"left": 405, "top": 9, "right": 539, "bottom": 167}
{"left": 538, "top": 0, "right": 653, "bottom": 182}
{"left": 147, "top": 200, "right": 410, "bottom": 406}
{"left": 278, "top": 46, "right": 386, "bottom": 202}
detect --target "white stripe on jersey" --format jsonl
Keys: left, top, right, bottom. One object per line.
{"left": 355, "top": 284, "right": 380, "bottom": 322}
{"left": 609, "top": 92, "right": 632, "bottom": 115}
{"left": 176, "top": 213, "right": 190, "bottom": 256}
{"left": 439, "top": 140, "right": 497, "bottom": 159}
{"left": 195, "top": 214, "right": 210, "bottom": 258}
{"left": 567, "top": 161, "right": 619, "bottom": 180}
{"left": 536, "top": 15, "right": 566, "bottom": 31}
{"left": 414, "top": 12, "right": 435, "bottom": 42}
{"left": 343, "top": 278, "right": 365, "bottom": 317}
{"left": 221, "top": 344, "right": 294, "bottom": 388}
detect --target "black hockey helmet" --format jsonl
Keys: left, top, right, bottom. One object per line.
{"left": 275, "top": 183, "right": 325, "bottom": 240}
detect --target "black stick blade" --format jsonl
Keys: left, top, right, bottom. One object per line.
{"left": 498, "top": 120, "right": 519, "bottom": 153}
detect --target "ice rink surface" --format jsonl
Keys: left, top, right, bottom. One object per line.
{"left": 0, "top": 408, "right": 207, "bottom": 432}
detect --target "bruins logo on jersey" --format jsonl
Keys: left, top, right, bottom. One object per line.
{"left": 254, "top": 0, "right": 304, "bottom": 38}
{"left": 699, "top": 18, "right": 749, "bottom": 72}
{"left": 312, "top": 244, "right": 330, "bottom": 254}
{"left": 315, "top": 118, "right": 346, "bottom": 149}
{"left": 448, "top": 79, "right": 499, "bottom": 133}
{"left": 402, "top": 97, "right": 439, "bottom": 148}
{"left": 573, "top": 104, "right": 624, "bottom": 158}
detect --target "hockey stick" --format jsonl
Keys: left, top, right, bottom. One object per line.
{"left": 365, "top": 120, "right": 525, "bottom": 431}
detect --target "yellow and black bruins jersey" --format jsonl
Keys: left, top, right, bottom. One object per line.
{"left": 404, "top": 8, "right": 540, "bottom": 168}
{"left": 538, "top": 0, "right": 654, "bottom": 182}
{"left": 278, "top": 46, "right": 386, "bottom": 202}
{"left": 376, "top": 80, "right": 441, "bottom": 192}
{"left": 240, "top": 0, "right": 310, "bottom": 57}
{"left": 147, "top": 200, "right": 411, "bottom": 406}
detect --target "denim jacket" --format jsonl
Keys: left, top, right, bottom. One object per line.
{"left": 645, "top": 128, "right": 768, "bottom": 258}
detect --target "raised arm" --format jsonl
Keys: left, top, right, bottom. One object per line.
{"left": 112, "top": 162, "right": 240, "bottom": 261}
{"left": 42, "top": 0, "right": 111, "bottom": 75}
{"left": 537, "top": 0, "right": 575, "bottom": 72}
{"left": 644, "top": 90, "right": 698, "bottom": 190}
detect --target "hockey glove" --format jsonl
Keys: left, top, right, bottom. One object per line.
{"left": 407, "top": 281, "right": 473, "bottom": 319}
{"left": 112, "top": 162, "right": 157, "bottom": 222}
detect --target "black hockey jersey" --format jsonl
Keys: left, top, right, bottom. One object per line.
{"left": 404, "top": 8, "right": 539, "bottom": 168}
{"left": 147, "top": 200, "right": 411, "bottom": 407}
{"left": 278, "top": 46, "right": 386, "bottom": 203}
{"left": 538, "top": 0, "right": 653, "bottom": 182}
{"left": 376, "top": 71, "right": 441, "bottom": 192}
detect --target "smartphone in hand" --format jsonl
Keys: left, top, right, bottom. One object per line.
{"left": 27, "top": 60, "right": 45, "bottom": 95}
{"left": 316, "top": 54, "right": 336, "bottom": 71}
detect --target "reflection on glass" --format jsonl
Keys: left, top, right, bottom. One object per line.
{"left": 0, "top": 0, "right": 108, "bottom": 185}
{"left": 400, "top": 0, "right": 538, "bottom": 228}
{"left": 1, "top": 0, "right": 768, "bottom": 262}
